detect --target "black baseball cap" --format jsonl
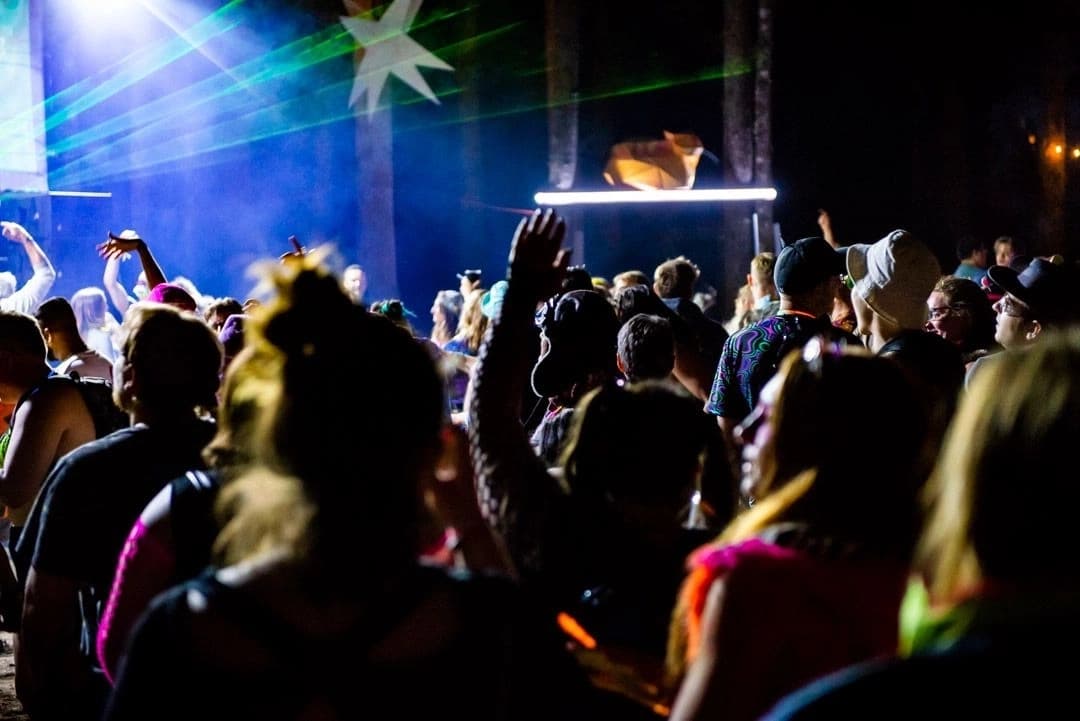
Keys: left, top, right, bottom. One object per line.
{"left": 773, "top": 236, "right": 846, "bottom": 295}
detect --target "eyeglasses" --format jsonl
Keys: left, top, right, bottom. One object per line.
{"left": 995, "top": 295, "right": 1029, "bottom": 318}
{"left": 927, "top": 304, "right": 970, "bottom": 321}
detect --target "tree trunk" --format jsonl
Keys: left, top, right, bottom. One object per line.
{"left": 721, "top": 0, "right": 754, "bottom": 306}
{"left": 752, "top": 0, "right": 774, "bottom": 253}
{"left": 544, "top": 0, "right": 583, "bottom": 262}
{"left": 720, "top": 0, "right": 774, "bottom": 308}
{"left": 545, "top": 0, "right": 579, "bottom": 192}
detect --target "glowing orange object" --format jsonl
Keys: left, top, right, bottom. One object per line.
{"left": 557, "top": 612, "right": 597, "bottom": 650}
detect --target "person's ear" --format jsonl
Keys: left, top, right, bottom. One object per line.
{"left": 119, "top": 360, "right": 138, "bottom": 401}
{"left": 1026, "top": 319, "right": 1043, "bottom": 342}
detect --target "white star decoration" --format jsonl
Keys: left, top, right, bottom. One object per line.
{"left": 341, "top": 0, "right": 454, "bottom": 115}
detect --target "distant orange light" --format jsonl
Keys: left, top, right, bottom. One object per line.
{"left": 1028, "top": 133, "right": 1037, "bottom": 145}
{"left": 1054, "top": 144, "right": 1064, "bottom": 155}
{"left": 1073, "top": 148, "right": 1080, "bottom": 159}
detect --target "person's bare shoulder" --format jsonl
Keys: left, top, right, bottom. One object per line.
{"left": 17, "top": 379, "right": 96, "bottom": 440}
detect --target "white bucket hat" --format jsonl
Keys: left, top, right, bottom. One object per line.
{"left": 845, "top": 229, "right": 941, "bottom": 329}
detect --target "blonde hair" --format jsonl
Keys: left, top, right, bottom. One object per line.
{"left": 71, "top": 286, "right": 118, "bottom": 339}
{"left": 214, "top": 251, "right": 444, "bottom": 580}
{"left": 749, "top": 252, "right": 776, "bottom": 284}
{"left": 451, "top": 287, "right": 489, "bottom": 354}
{"left": 918, "top": 329, "right": 1080, "bottom": 601}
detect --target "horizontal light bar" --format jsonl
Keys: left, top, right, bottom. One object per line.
{"left": 48, "top": 190, "right": 113, "bottom": 198}
{"left": 534, "top": 188, "right": 777, "bottom": 206}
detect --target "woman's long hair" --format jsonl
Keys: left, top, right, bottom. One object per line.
{"left": 919, "top": 329, "right": 1080, "bottom": 602}
{"left": 451, "top": 288, "right": 489, "bottom": 354}
{"left": 431, "top": 290, "right": 463, "bottom": 347}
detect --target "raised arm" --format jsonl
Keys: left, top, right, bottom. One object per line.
{"left": 467, "top": 208, "right": 568, "bottom": 577}
{"left": 98, "top": 231, "right": 167, "bottom": 298}
{"left": 102, "top": 256, "right": 133, "bottom": 317}
{"left": 0, "top": 221, "right": 56, "bottom": 314}
{"left": 817, "top": 209, "right": 838, "bottom": 249}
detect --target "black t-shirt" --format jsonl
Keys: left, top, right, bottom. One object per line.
{"left": 16, "top": 417, "right": 217, "bottom": 691}
{"left": 24, "top": 419, "right": 216, "bottom": 586}
{"left": 105, "top": 564, "right": 602, "bottom": 721}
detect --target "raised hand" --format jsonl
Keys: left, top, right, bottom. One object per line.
{"left": 507, "top": 208, "right": 568, "bottom": 302}
{"left": 817, "top": 209, "right": 838, "bottom": 248}
{"left": 1, "top": 221, "right": 32, "bottom": 245}
{"left": 98, "top": 230, "right": 143, "bottom": 260}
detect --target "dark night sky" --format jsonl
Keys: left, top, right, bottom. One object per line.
{"left": 13, "top": 0, "right": 1080, "bottom": 320}
{"left": 768, "top": 2, "right": 1066, "bottom": 257}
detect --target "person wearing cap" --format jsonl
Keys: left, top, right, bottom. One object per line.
{"left": 528, "top": 287, "right": 620, "bottom": 465}
{"left": 146, "top": 283, "right": 198, "bottom": 313}
{"left": 457, "top": 268, "right": 483, "bottom": 298}
{"left": 0, "top": 221, "right": 57, "bottom": 315}
{"left": 480, "top": 280, "right": 508, "bottom": 322}
{"left": 986, "top": 257, "right": 1080, "bottom": 351}
{"left": 705, "top": 236, "right": 857, "bottom": 450}
{"left": 839, "top": 229, "right": 942, "bottom": 354}
{"left": 468, "top": 209, "right": 736, "bottom": 712}
{"left": 840, "top": 230, "right": 965, "bottom": 443}
{"left": 964, "top": 257, "right": 1080, "bottom": 388}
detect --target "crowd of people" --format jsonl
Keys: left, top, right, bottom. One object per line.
{"left": 0, "top": 208, "right": 1075, "bottom": 720}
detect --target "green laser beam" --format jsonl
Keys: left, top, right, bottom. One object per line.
{"left": 48, "top": 22, "right": 514, "bottom": 185}
{"left": 47, "top": 23, "right": 354, "bottom": 158}
{"left": 44, "top": 6, "right": 488, "bottom": 159}
{"left": 0, "top": 0, "right": 248, "bottom": 148}
{"left": 392, "top": 61, "right": 749, "bottom": 136}
{"left": 44, "top": 7, "right": 742, "bottom": 189}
